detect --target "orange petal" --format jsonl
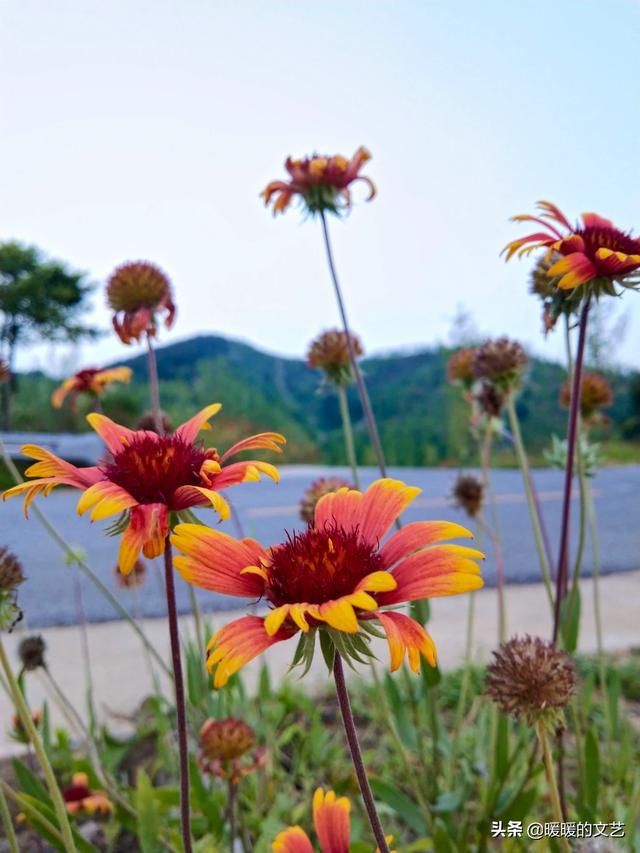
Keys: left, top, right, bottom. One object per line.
{"left": 76, "top": 481, "right": 137, "bottom": 521}
{"left": 313, "top": 787, "right": 351, "bottom": 853}
{"left": 171, "top": 523, "right": 268, "bottom": 598}
{"left": 206, "top": 615, "right": 294, "bottom": 688}
{"left": 378, "top": 545, "right": 484, "bottom": 606}
{"left": 376, "top": 611, "right": 437, "bottom": 672}
{"left": 220, "top": 432, "right": 286, "bottom": 463}
{"left": 355, "top": 479, "right": 421, "bottom": 546}
{"left": 272, "top": 826, "right": 314, "bottom": 853}
{"left": 314, "top": 487, "right": 362, "bottom": 532}
{"left": 87, "top": 413, "right": 138, "bottom": 454}
{"left": 379, "top": 521, "right": 473, "bottom": 568}
{"left": 174, "top": 403, "right": 222, "bottom": 444}
{"left": 548, "top": 253, "right": 596, "bottom": 289}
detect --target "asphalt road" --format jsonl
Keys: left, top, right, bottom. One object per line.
{"left": 1, "top": 465, "right": 638, "bottom": 628}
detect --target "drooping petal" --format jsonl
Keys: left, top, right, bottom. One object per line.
{"left": 536, "top": 200, "right": 573, "bottom": 231}
{"left": 86, "top": 413, "right": 138, "bottom": 454}
{"left": 118, "top": 504, "right": 169, "bottom": 575}
{"left": 501, "top": 233, "right": 555, "bottom": 260}
{"left": 548, "top": 253, "right": 596, "bottom": 289}
{"left": 206, "top": 615, "right": 294, "bottom": 688}
{"left": 376, "top": 610, "right": 437, "bottom": 671}
{"left": 210, "top": 460, "right": 281, "bottom": 490}
{"left": 220, "top": 432, "right": 286, "bottom": 463}
{"left": 172, "top": 485, "right": 231, "bottom": 519}
{"left": 51, "top": 377, "right": 76, "bottom": 409}
{"left": 272, "top": 826, "right": 314, "bottom": 853}
{"left": 377, "top": 544, "right": 484, "bottom": 606}
{"left": 355, "top": 479, "right": 421, "bottom": 546}
{"left": 581, "top": 212, "right": 615, "bottom": 230}
{"left": 174, "top": 403, "right": 222, "bottom": 444}
{"left": 171, "top": 523, "right": 268, "bottom": 598}
{"left": 21, "top": 444, "right": 100, "bottom": 488}
{"left": 313, "top": 788, "right": 351, "bottom": 853}
{"left": 379, "top": 520, "right": 474, "bottom": 568}
{"left": 77, "top": 481, "right": 137, "bottom": 521}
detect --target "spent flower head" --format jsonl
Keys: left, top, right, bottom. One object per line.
{"left": 447, "top": 347, "right": 477, "bottom": 391}
{"left": 0, "top": 547, "right": 24, "bottom": 632}
{"left": 300, "top": 477, "right": 355, "bottom": 524}
{"left": 307, "top": 329, "right": 364, "bottom": 386}
{"left": 473, "top": 338, "right": 528, "bottom": 393}
{"left": 262, "top": 148, "right": 376, "bottom": 217}
{"left": 474, "top": 381, "right": 505, "bottom": 419}
{"left": 486, "top": 635, "right": 576, "bottom": 729}
{"left": 115, "top": 559, "right": 146, "bottom": 590}
{"left": 452, "top": 474, "right": 484, "bottom": 519}
{"left": 199, "top": 718, "right": 265, "bottom": 782}
{"left": 560, "top": 372, "right": 613, "bottom": 423}
{"left": 137, "top": 410, "right": 173, "bottom": 434}
{"left": 10, "top": 709, "right": 42, "bottom": 744}
{"left": 107, "top": 261, "right": 176, "bottom": 344}
{"left": 530, "top": 254, "right": 578, "bottom": 334}
{"left": 18, "top": 635, "right": 47, "bottom": 671}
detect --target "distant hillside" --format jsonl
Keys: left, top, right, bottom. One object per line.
{"left": 8, "top": 334, "right": 640, "bottom": 466}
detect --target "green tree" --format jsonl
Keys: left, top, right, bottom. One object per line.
{"left": 0, "top": 241, "right": 97, "bottom": 429}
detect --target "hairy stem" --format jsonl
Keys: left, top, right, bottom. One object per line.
{"left": 536, "top": 722, "right": 570, "bottom": 853}
{"left": 553, "top": 295, "right": 591, "bottom": 643}
{"left": 163, "top": 540, "right": 193, "bottom": 853}
{"left": 333, "top": 653, "right": 389, "bottom": 852}
{"left": 506, "top": 395, "right": 554, "bottom": 609}
{"left": 320, "top": 211, "right": 388, "bottom": 480}
{"left": 337, "top": 383, "right": 360, "bottom": 488}
{"left": 146, "top": 334, "right": 163, "bottom": 434}
{"left": 0, "top": 783, "right": 18, "bottom": 853}
{"left": 0, "top": 640, "right": 77, "bottom": 852}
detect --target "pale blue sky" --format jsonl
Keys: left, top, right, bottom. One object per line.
{"left": 2, "top": 0, "right": 639, "bottom": 374}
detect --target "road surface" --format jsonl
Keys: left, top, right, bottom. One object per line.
{"left": 1, "top": 465, "right": 638, "bottom": 628}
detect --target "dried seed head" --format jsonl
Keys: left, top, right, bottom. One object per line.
{"left": 446, "top": 348, "right": 477, "bottom": 389}
{"left": 475, "top": 381, "right": 505, "bottom": 418}
{"left": 486, "top": 635, "right": 576, "bottom": 727}
{"left": 299, "top": 476, "right": 354, "bottom": 523}
{"left": 307, "top": 329, "right": 363, "bottom": 386}
{"left": 18, "top": 635, "right": 47, "bottom": 671}
{"left": 452, "top": 474, "right": 484, "bottom": 519}
{"left": 200, "top": 718, "right": 256, "bottom": 761}
{"left": 107, "top": 261, "right": 172, "bottom": 313}
{"left": 560, "top": 372, "right": 613, "bottom": 421}
{"left": 529, "top": 254, "right": 558, "bottom": 301}
{"left": 473, "top": 338, "right": 528, "bottom": 392}
{"left": 0, "top": 547, "right": 25, "bottom": 592}
{"left": 530, "top": 254, "right": 579, "bottom": 334}
{"left": 137, "top": 410, "right": 173, "bottom": 434}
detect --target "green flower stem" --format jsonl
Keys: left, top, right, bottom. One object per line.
{"left": 227, "top": 776, "right": 237, "bottom": 853}
{"left": 479, "top": 424, "right": 507, "bottom": 642}
{"left": 146, "top": 334, "right": 164, "bottom": 434}
{"left": 535, "top": 721, "right": 571, "bottom": 853}
{"left": 337, "top": 383, "right": 360, "bottom": 489}
{"left": 0, "top": 440, "right": 171, "bottom": 678}
{"left": 333, "top": 653, "right": 390, "bottom": 853}
{"left": 0, "top": 783, "right": 18, "bottom": 853}
{"left": 319, "top": 211, "right": 390, "bottom": 483}
{"left": 0, "top": 639, "right": 77, "bottom": 852}
{"left": 506, "top": 395, "right": 554, "bottom": 610}
{"left": 0, "top": 780, "right": 65, "bottom": 846}
{"left": 447, "top": 584, "right": 477, "bottom": 782}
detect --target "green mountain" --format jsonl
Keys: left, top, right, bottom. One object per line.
{"left": 8, "top": 334, "right": 640, "bottom": 466}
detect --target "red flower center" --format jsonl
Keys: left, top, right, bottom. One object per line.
{"left": 74, "top": 368, "right": 100, "bottom": 391}
{"left": 578, "top": 225, "right": 640, "bottom": 260}
{"left": 103, "top": 434, "right": 217, "bottom": 506}
{"left": 265, "top": 523, "right": 382, "bottom": 607}
{"left": 63, "top": 783, "right": 91, "bottom": 803}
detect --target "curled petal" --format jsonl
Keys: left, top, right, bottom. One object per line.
{"left": 595, "top": 248, "right": 640, "bottom": 277}
{"left": 77, "top": 481, "right": 137, "bottom": 521}
{"left": 375, "top": 610, "right": 437, "bottom": 672}
{"left": 313, "top": 787, "right": 351, "bottom": 853}
{"left": 171, "top": 523, "right": 268, "bottom": 597}
{"left": 220, "top": 432, "right": 286, "bottom": 463}
{"left": 548, "top": 253, "right": 596, "bottom": 289}
{"left": 172, "top": 485, "right": 230, "bottom": 519}
{"left": 206, "top": 615, "right": 294, "bottom": 688}
{"left": 174, "top": 403, "right": 222, "bottom": 444}
{"left": 119, "top": 504, "right": 169, "bottom": 575}
{"left": 537, "top": 200, "right": 572, "bottom": 230}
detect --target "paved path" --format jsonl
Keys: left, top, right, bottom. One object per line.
{"left": 1, "top": 465, "right": 638, "bottom": 628}
{"left": 1, "top": 570, "right": 638, "bottom": 757}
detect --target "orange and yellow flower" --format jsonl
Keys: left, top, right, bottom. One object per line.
{"left": 62, "top": 772, "right": 113, "bottom": 816}
{"left": 503, "top": 201, "right": 640, "bottom": 291}
{"left": 51, "top": 366, "right": 132, "bottom": 410}
{"left": 172, "top": 478, "right": 483, "bottom": 688}
{"left": 273, "top": 788, "right": 395, "bottom": 853}
{"left": 3, "top": 404, "right": 285, "bottom": 575}
{"left": 262, "top": 148, "right": 376, "bottom": 216}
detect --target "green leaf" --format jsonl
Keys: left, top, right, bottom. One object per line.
{"left": 190, "top": 756, "right": 224, "bottom": 835}
{"left": 494, "top": 713, "right": 510, "bottom": 782}
{"left": 369, "top": 778, "right": 427, "bottom": 835}
{"left": 319, "top": 630, "right": 336, "bottom": 672}
{"left": 421, "top": 660, "right": 442, "bottom": 688}
{"left": 17, "top": 793, "right": 98, "bottom": 853}
{"left": 134, "top": 769, "right": 162, "bottom": 853}
{"left": 432, "top": 789, "right": 465, "bottom": 813}
{"left": 584, "top": 728, "right": 600, "bottom": 817}
{"left": 497, "top": 787, "right": 537, "bottom": 823}
{"left": 607, "top": 669, "right": 621, "bottom": 738}
{"left": 383, "top": 672, "right": 417, "bottom": 751}
{"left": 12, "top": 758, "right": 51, "bottom": 804}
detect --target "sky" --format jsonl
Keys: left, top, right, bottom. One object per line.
{"left": 1, "top": 0, "right": 640, "bottom": 376}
